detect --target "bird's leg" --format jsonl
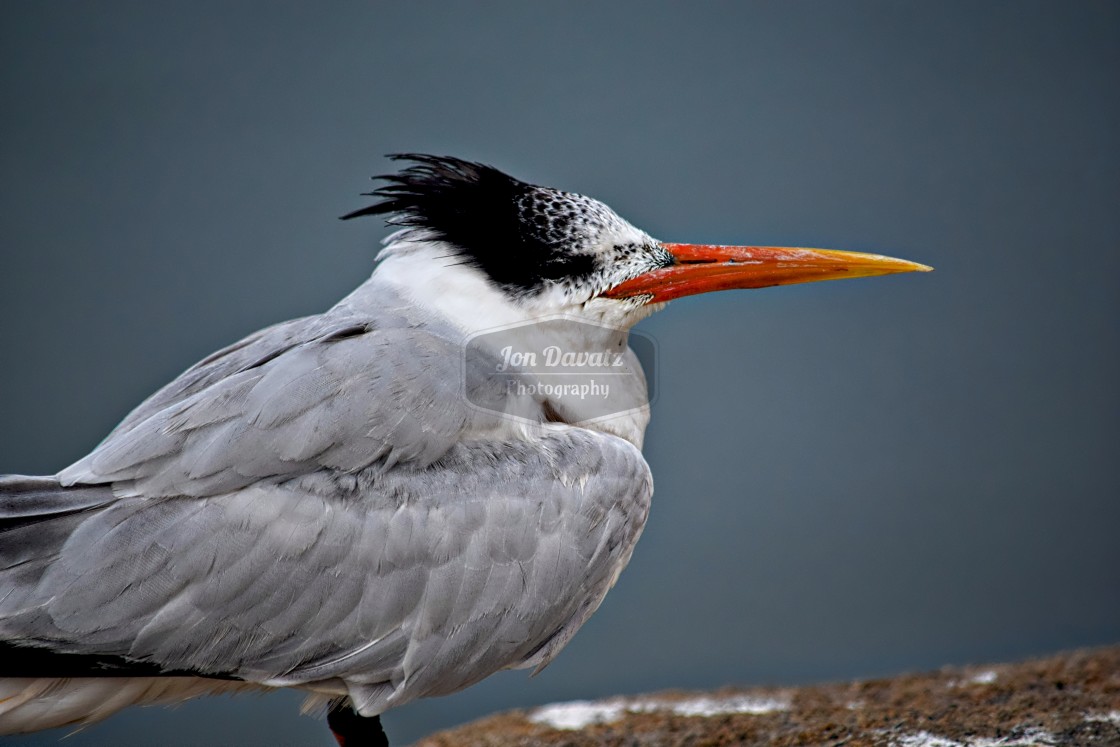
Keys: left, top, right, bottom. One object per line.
{"left": 327, "top": 700, "right": 389, "bottom": 747}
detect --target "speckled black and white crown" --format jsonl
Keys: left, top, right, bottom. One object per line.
{"left": 342, "top": 154, "right": 648, "bottom": 295}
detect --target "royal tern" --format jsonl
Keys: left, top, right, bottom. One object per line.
{"left": 0, "top": 155, "right": 930, "bottom": 745}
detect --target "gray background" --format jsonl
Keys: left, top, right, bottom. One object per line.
{"left": 1, "top": 2, "right": 1117, "bottom": 745}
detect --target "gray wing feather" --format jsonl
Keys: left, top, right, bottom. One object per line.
{"left": 59, "top": 320, "right": 476, "bottom": 497}
{"left": 1, "top": 430, "right": 651, "bottom": 715}
{"left": 0, "top": 477, "right": 117, "bottom": 604}
{"left": 108, "top": 315, "right": 329, "bottom": 436}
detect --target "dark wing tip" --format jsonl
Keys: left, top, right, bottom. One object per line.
{"left": 0, "top": 641, "right": 243, "bottom": 680}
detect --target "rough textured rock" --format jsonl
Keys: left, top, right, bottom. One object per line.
{"left": 415, "top": 645, "right": 1120, "bottom": 746}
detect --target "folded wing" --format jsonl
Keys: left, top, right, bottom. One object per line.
{"left": 2, "top": 430, "right": 652, "bottom": 717}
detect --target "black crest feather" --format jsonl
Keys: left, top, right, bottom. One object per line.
{"left": 342, "top": 154, "right": 598, "bottom": 294}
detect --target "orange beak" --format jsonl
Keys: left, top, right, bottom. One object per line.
{"left": 603, "top": 243, "right": 932, "bottom": 303}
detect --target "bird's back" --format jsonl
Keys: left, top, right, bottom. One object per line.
{"left": 0, "top": 279, "right": 654, "bottom": 731}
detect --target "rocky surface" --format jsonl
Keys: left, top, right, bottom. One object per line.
{"left": 415, "top": 646, "right": 1120, "bottom": 746}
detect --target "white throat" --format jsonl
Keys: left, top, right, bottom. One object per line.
{"left": 363, "top": 239, "right": 655, "bottom": 448}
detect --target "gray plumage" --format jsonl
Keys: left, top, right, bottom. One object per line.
{"left": 0, "top": 156, "right": 663, "bottom": 734}
{"left": 0, "top": 278, "right": 653, "bottom": 728}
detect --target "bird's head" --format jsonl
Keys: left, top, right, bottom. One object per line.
{"left": 343, "top": 154, "right": 930, "bottom": 332}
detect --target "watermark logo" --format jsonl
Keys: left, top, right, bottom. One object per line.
{"left": 463, "top": 317, "right": 657, "bottom": 423}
